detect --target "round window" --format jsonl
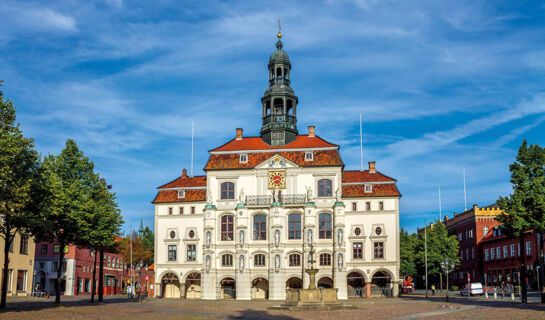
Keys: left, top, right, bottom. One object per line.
{"left": 189, "top": 230, "right": 195, "bottom": 238}
{"left": 170, "top": 231, "right": 176, "bottom": 239}
{"left": 375, "top": 227, "right": 382, "bottom": 235}
{"left": 354, "top": 227, "right": 361, "bottom": 236}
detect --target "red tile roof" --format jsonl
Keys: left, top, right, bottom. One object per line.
{"left": 204, "top": 150, "right": 343, "bottom": 170}
{"left": 152, "top": 189, "right": 206, "bottom": 204}
{"left": 210, "top": 135, "right": 338, "bottom": 152}
{"left": 154, "top": 169, "right": 207, "bottom": 204}
{"left": 157, "top": 174, "right": 206, "bottom": 189}
{"left": 342, "top": 170, "right": 396, "bottom": 183}
{"left": 342, "top": 183, "right": 401, "bottom": 198}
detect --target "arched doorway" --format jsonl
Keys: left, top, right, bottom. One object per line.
{"left": 371, "top": 270, "right": 392, "bottom": 297}
{"left": 185, "top": 273, "right": 201, "bottom": 299}
{"left": 347, "top": 271, "right": 366, "bottom": 297}
{"left": 221, "top": 277, "right": 236, "bottom": 299}
{"left": 318, "top": 277, "right": 333, "bottom": 289}
{"left": 286, "top": 277, "right": 302, "bottom": 289}
{"left": 251, "top": 277, "right": 269, "bottom": 300}
{"left": 161, "top": 273, "right": 181, "bottom": 298}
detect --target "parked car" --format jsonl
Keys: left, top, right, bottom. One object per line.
{"left": 460, "top": 283, "right": 483, "bottom": 296}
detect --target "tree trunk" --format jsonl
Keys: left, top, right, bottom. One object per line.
{"left": 91, "top": 247, "right": 97, "bottom": 303}
{"left": 98, "top": 246, "right": 104, "bottom": 302}
{"left": 520, "top": 234, "right": 528, "bottom": 303}
{"left": 0, "top": 230, "right": 12, "bottom": 309}
{"left": 537, "top": 233, "right": 545, "bottom": 303}
{"left": 55, "top": 242, "right": 65, "bottom": 304}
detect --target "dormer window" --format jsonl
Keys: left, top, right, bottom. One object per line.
{"left": 364, "top": 184, "right": 373, "bottom": 193}
{"left": 239, "top": 154, "right": 248, "bottom": 163}
{"left": 177, "top": 190, "right": 185, "bottom": 199}
{"left": 304, "top": 151, "right": 314, "bottom": 161}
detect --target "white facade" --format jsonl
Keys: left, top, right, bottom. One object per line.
{"left": 154, "top": 157, "right": 400, "bottom": 300}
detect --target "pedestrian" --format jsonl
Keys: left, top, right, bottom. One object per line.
{"left": 127, "top": 284, "right": 133, "bottom": 299}
{"left": 431, "top": 284, "right": 435, "bottom": 296}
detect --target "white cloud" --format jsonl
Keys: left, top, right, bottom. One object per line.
{"left": 0, "top": 2, "right": 77, "bottom": 34}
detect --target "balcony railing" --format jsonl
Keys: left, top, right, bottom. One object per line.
{"left": 281, "top": 194, "right": 307, "bottom": 205}
{"left": 245, "top": 194, "right": 306, "bottom": 206}
{"left": 262, "top": 114, "right": 297, "bottom": 125}
{"left": 246, "top": 195, "right": 272, "bottom": 206}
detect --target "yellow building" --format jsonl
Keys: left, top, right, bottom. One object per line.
{"left": 0, "top": 232, "right": 35, "bottom": 296}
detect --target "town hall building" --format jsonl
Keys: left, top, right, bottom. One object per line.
{"left": 153, "top": 32, "right": 401, "bottom": 300}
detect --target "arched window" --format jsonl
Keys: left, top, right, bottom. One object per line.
{"left": 221, "top": 215, "right": 234, "bottom": 241}
{"left": 319, "top": 253, "right": 331, "bottom": 266}
{"left": 319, "top": 213, "right": 332, "bottom": 239}
{"left": 253, "top": 214, "right": 267, "bottom": 240}
{"left": 317, "top": 179, "right": 332, "bottom": 197}
{"left": 288, "top": 213, "right": 301, "bottom": 239}
{"left": 254, "top": 253, "right": 266, "bottom": 267}
{"left": 221, "top": 182, "right": 235, "bottom": 200}
{"left": 221, "top": 254, "right": 233, "bottom": 267}
{"left": 289, "top": 253, "right": 301, "bottom": 267}
{"left": 276, "top": 67, "right": 282, "bottom": 78}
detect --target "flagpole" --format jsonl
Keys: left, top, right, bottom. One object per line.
{"left": 360, "top": 113, "right": 363, "bottom": 171}
{"left": 439, "top": 185, "right": 442, "bottom": 221}
{"left": 463, "top": 168, "right": 467, "bottom": 211}
{"left": 191, "top": 121, "right": 194, "bottom": 177}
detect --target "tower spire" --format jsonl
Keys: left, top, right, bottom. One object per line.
{"left": 138, "top": 215, "right": 144, "bottom": 235}
{"left": 260, "top": 24, "right": 298, "bottom": 146}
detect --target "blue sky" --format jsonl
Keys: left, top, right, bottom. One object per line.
{"left": 1, "top": 0, "right": 545, "bottom": 234}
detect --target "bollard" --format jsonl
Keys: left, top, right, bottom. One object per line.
{"left": 511, "top": 293, "right": 514, "bottom": 300}
{"left": 494, "top": 291, "right": 497, "bottom": 299}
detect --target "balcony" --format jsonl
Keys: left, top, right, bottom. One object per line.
{"left": 245, "top": 195, "right": 272, "bottom": 206}
{"left": 245, "top": 194, "right": 306, "bottom": 207}
{"left": 281, "top": 194, "right": 307, "bottom": 206}
{"left": 262, "top": 114, "right": 297, "bottom": 125}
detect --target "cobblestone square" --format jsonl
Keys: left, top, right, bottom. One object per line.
{"left": 1, "top": 294, "right": 544, "bottom": 320}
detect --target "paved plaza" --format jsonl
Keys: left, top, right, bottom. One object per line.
{"left": 0, "top": 292, "right": 544, "bottom": 320}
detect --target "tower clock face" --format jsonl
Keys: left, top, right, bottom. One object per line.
{"left": 268, "top": 170, "right": 286, "bottom": 189}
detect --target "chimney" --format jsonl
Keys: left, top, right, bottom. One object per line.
{"left": 182, "top": 168, "right": 187, "bottom": 178}
{"left": 368, "top": 161, "right": 376, "bottom": 173}
{"left": 236, "top": 128, "right": 243, "bottom": 140}
{"left": 308, "top": 126, "right": 315, "bottom": 137}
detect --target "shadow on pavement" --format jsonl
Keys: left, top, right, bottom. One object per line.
{"left": 399, "top": 293, "right": 545, "bottom": 312}
{"left": 0, "top": 296, "right": 140, "bottom": 314}
{"left": 228, "top": 309, "right": 298, "bottom": 320}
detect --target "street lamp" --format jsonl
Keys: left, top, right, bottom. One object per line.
{"left": 440, "top": 258, "right": 455, "bottom": 302}
{"left": 136, "top": 261, "right": 144, "bottom": 303}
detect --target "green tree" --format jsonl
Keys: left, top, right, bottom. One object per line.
{"left": 80, "top": 178, "right": 122, "bottom": 302}
{"left": 141, "top": 226, "right": 154, "bottom": 265}
{"left": 0, "top": 81, "right": 45, "bottom": 308}
{"left": 400, "top": 228, "right": 418, "bottom": 278}
{"left": 496, "top": 140, "right": 545, "bottom": 303}
{"left": 415, "top": 220, "right": 459, "bottom": 287}
{"left": 39, "top": 139, "right": 98, "bottom": 304}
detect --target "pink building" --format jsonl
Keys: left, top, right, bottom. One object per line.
{"left": 34, "top": 241, "right": 125, "bottom": 296}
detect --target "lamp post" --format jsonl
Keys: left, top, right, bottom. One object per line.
{"left": 136, "top": 261, "right": 143, "bottom": 303}
{"left": 440, "top": 258, "right": 455, "bottom": 302}
{"left": 424, "top": 220, "right": 428, "bottom": 299}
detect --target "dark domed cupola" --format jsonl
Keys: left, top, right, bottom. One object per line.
{"left": 260, "top": 29, "right": 298, "bottom": 146}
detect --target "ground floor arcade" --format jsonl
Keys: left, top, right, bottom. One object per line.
{"left": 155, "top": 267, "right": 398, "bottom": 300}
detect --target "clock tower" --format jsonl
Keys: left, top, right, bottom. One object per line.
{"left": 260, "top": 30, "right": 299, "bottom": 146}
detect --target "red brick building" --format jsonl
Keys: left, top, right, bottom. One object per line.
{"left": 481, "top": 228, "right": 540, "bottom": 289}
{"left": 34, "top": 241, "right": 125, "bottom": 295}
{"left": 444, "top": 204, "right": 502, "bottom": 286}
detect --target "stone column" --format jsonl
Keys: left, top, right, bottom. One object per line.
{"left": 366, "top": 283, "right": 371, "bottom": 298}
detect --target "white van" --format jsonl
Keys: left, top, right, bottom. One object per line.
{"left": 460, "top": 283, "right": 483, "bottom": 296}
